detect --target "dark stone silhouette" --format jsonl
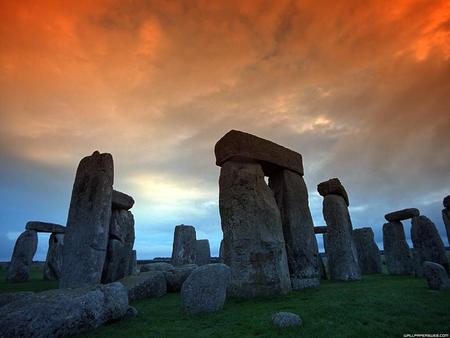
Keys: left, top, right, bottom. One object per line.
{"left": 119, "top": 271, "right": 167, "bottom": 301}
{"left": 442, "top": 195, "right": 450, "bottom": 245}
{"left": 384, "top": 208, "right": 419, "bottom": 222}
{"left": 352, "top": 227, "right": 382, "bottom": 274}
{"left": 423, "top": 261, "right": 450, "bottom": 290}
{"left": 171, "top": 225, "right": 197, "bottom": 266}
{"left": 112, "top": 190, "right": 135, "bottom": 210}
{"left": 26, "top": 221, "right": 65, "bottom": 234}
{"left": 195, "top": 239, "right": 211, "bottom": 266}
{"left": 6, "top": 230, "right": 38, "bottom": 283}
{"left": 44, "top": 234, "right": 64, "bottom": 280}
{"left": 317, "top": 178, "right": 349, "bottom": 206}
{"left": 383, "top": 221, "right": 413, "bottom": 275}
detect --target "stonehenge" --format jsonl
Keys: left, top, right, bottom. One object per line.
{"left": 171, "top": 225, "right": 197, "bottom": 266}
{"left": 43, "top": 233, "right": 64, "bottom": 280}
{"left": 6, "top": 230, "right": 38, "bottom": 283}
{"left": 443, "top": 195, "right": 450, "bottom": 245}
{"left": 319, "top": 179, "right": 360, "bottom": 281}
{"left": 352, "top": 227, "right": 382, "bottom": 274}
{"left": 423, "top": 261, "right": 450, "bottom": 290}
{"left": 383, "top": 220, "right": 413, "bottom": 275}
{"left": 25, "top": 221, "right": 65, "bottom": 234}
{"left": 195, "top": 239, "right": 211, "bottom": 266}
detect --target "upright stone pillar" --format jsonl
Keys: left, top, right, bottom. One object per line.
{"left": 171, "top": 225, "right": 197, "bottom": 266}
{"left": 43, "top": 234, "right": 64, "bottom": 280}
{"left": 319, "top": 179, "right": 360, "bottom": 281}
{"left": 411, "top": 215, "right": 449, "bottom": 273}
{"left": 219, "top": 160, "right": 291, "bottom": 298}
{"left": 352, "top": 228, "right": 382, "bottom": 274}
{"left": 60, "top": 151, "right": 114, "bottom": 289}
{"left": 128, "top": 250, "right": 138, "bottom": 275}
{"left": 6, "top": 230, "right": 38, "bottom": 283}
{"left": 442, "top": 195, "right": 450, "bottom": 245}
{"left": 269, "top": 169, "right": 319, "bottom": 289}
{"left": 383, "top": 221, "right": 413, "bottom": 275}
{"left": 219, "top": 239, "right": 224, "bottom": 263}
{"left": 195, "top": 239, "right": 211, "bottom": 266}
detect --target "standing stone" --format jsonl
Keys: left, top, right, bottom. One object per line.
{"left": 60, "top": 151, "right": 114, "bottom": 289}
{"left": 423, "top": 261, "right": 450, "bottom": 290}
{"left": 102, "top": 209, "right": 135, "bottom": 283}
{"left": 383, "top": 221, "right": 413, "bottom": 275}
{"left": 318, "top": 255, "right": 327, "bottom": 280}
{"left": 219, "top": 239, "right": 224, "bottom": 263}
{"left": 219, "top": 160, "right": 291, "bottom": 298}
{"left": 411, "top": 215, "right": 449, "bottom": 273}
{"left": 43, "top": 234, "right": 64, "bottom": 280}
{"left": 269, "top": 169, "right": 319, "bottom": 289}
{"left": 128, "top": 250, "right": 138, "bottom": 275}
{"left": 6, "top": 230, "right": 38, "bottom": 283}
{"left": 317, "top": 178, "right": 349, "bottom": 206}
{"left": 171, "top": 225, "right": 197, "bottom": 266}
{"left": 322, "top": 194, "right": 360, "bottom": 281}
{"left": 195, "top": 239, "right": 211, "bottom": 266}
{"left": 442, "top": 195, "right": 450, "bottom": 245}
{"left": 352, "top": 228, "right": 382, "bottom": 274}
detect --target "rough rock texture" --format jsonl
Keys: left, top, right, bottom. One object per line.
{"left": 423, "top": 261, "right": 450, "bottom": 290}
{"left": 384, "top": 208, "right": 420, "bottom": 222}
{"left": 352, "top": 228, "right": 382, "bottom": 274}
{"left": 119, "top": 271, "right": 167, "bottom": 301}
{"left": 195, "top": 239, "right": 211, "bottom": 266}
{"left": 0, "top": 292, "right": 34, "bottom": 308}
{"left": 6, "top": 230, "right": 38, "bottom": 283}
{"left": 219, "top": 160, "right": 291, "bottom": 298}
{"left": 219, "top": 239, "right": 224, "bottom": 263}
{"left": 322, "top": 194, "right": 360, "bottom": 281}
{"left": 43, "top": 234, "right": 64, "bottom": 280}
{"left": 314, "top": 226, "right": 327, "bottom": 234}
{"left": 0, "top": 282, "right": 128, "bottom": 338}
{"left": 112, "top": 190, "right": 135, "bottom": 210}
{"left": 383, "top": 221, "right": 413, "bottom": 275}
{"left": 318, "top": 255, "right": 327, "bottom": 280}
{"left": 269, "top": 169, "right": 319, "bottom": 289}
{"left": 60, "top": 151, "right": 114, "bottom": 289}
{"left": 215, "top": 130, "right": 304, "bottom": 176}
{"left": 411, "top": 216, "right": 449, "bottom": 273}
{"left": 442, "top": 208, "right": 450, "bottom": 246}
{"left": 25, "top": 221, "right": 65, "bottom": 234}
{"left": 164, "top": 264, "right": 198, "bottom": 292}
{"left": 272, "top": 312, "right": 302, "bottom": 328}
{"left": 317, "top": 178, "right": 349, "bottom": 206}
{"left": 171, "top": 225, "right": 197, "bottom": 266}
{"left": 128, "top": 250, "right": 138, "bottom": 275}
{"left": 141, "top": 262, "right": 174, "bottom": 273}
{"left": 181, "top": 264, "right": 230, "bottom": 315}
{"left": 102, "top": 209, "right": 135, "bottom": 283}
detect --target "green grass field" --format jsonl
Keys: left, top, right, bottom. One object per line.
{"left": 1, "top": 264, "right": 449, "bottom": 338}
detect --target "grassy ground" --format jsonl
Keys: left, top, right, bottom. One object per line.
{"left": 1, "top": 265, "right": 449, "bottom": 337}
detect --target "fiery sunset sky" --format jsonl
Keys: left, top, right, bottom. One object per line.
{"left": 1, "top": 0, "right": 449, "bottom": 260}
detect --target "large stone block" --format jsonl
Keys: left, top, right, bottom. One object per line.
{"left": 26, "top": 221, "right": 65, "bottom": 234}
{"left": 43, "top": 234, "right": 64, "bottom": 281}
{"left": 128, "top": 250, "right": 138, "bottom": 275}
{"left": 60, "top": 151, "right": 114, "bottom": 289}
{"left": 411, "top": 216, "right": 449, "bottom": 273}
{"left": 195, "top": 239, "right": 211, "bottom": 266}
{"left": 171, "top": 225, "right": 197, "bottom": 266}
{"left": 119, "top": 271, "right": 167, "bottom": 301}
{"left": 317, "top": 178, "right": 349, "bottom": 206}
{"left": 164, "top": 264, "right": 198, "bottom": 292}
{"left": 352, "top": 227, "right": 382, "bottom": 274}
{"left": 0, "top": 282, "right": 128, "bottom": 337}
{"left": 385, "top": 208, "right": 420, "bottom": 222}
{"left": 269, "top": 169, "right": 319, "bottom": 289}
{"left": 322, "top": 195, "right": 360, "bottom": 281}
{"left": 383, "top": 221, "right": 413, "bottom": 275}
{"left": 215, "top": 130, "right": 304, "bottom": 176}
{"left": 423, "top": 261, "right": 450, "bottom": 290}
{"left": 6, "top": 230, "right": 38, "bottom": 283}
{"left": 112, "top": 190, "right": 135, "bottom": 210}
{"left": 219, "top": 160, "right": 291, "bottom": 298}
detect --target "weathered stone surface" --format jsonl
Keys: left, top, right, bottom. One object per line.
{"left": 219, "top": 239, "right": 224, "bottom": 263}
{"left": 215, "top": 130, "right": 304, "bottom": 176}
{"left": 6, "top": 230, "right": 38, "bottom": 283}
{"left": 181, "top": 264, "right": 230, "bottom": 315}
{"left": 322, "top": 195, "right": 361, "bottom": 281}
{"left": 442, "top": 208, "right": 450, "bottom": 246}
{"left": 171, "top": 225, "right": 197, "bottom": 266}
{"left": 102, "top": 209, "right": 135, "bottom": 283}
{"left": 269, "top": 169, "right": 319, "bottom": 289}
{"left": 317, "top": 178, "right": 349, "bottom": 206}
{"left": 383, "top": 221, "right": 414, "bottom": 275}
{"left": 119, "top": 271, "right": 166, "bottom": 301}
{"left": 411, "top": 216, "right": 449, "bottom": 273}
{"left": 195, "top": 239, "right": 211, "bottom": 266}
{"left": 43, "top": 234, "right": 64, "bottom": 281}
{"left": 60, "top": 151, "right": 114, "bottom": 289}
{"left": 352, "top": 227, "right": 382, "bottom": 274}
{"left": 219, "top": 160, "right": 291, "bottom": 298}
{"left": 384, "top": 208, "right": 420, "bottom": 222}
{"left": 25, "top": 221, "right": 65, "bottom": 234}
{"left": 112, "top": 190, "right": 135, "bottom": 210}
{"left": 0, "top": 282, "right": 128, "bottom": 337}
{"left": 443, "top": 195, "right": 450, "bottom": 209}
{"left": 0, "top": 292, "right": 34, "bottom": 308}
{"left": 164, "top": 264, "right": 198, "bottom": 292}
{"left": 411, "top": 249, "right": 424, "bottom": 277}
{"left": 141, "top": 262, "right": 174, "bottom": 273}
{"left": 318, "top": 255, "right": 327, "bottom": 280}
{"left": 272, "top": 312, "right": 302, "bottom": 328}
{"left": 128, "top": 250, "right": 138, "bottom": 275}
{"left": 423, "top": 261, "right": 450, "bottom": 290}
{"left": 314, "top": 226, "right": 327, "bottom": 234}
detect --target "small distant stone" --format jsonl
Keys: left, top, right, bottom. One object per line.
{"left": 272, "top": 312, "right": 302, "bottom": 328}
{"left": 384, "top": 208, "right": 419, "bottom": 222}
{"left": 125, "top": 306, "right": 138, "bottom": 319}
{"left": 141, "top": 262, "right": 174, "bottom": 273}
{"left": 423, "top": 261, "right": 450, "bottom": 290}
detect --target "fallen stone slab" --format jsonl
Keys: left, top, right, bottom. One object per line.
{"left": 384, "top": 208, "right": 419, "bottom": 222}
{"left": 164, "top": 264, "right": 198, "bottom": 292}
{"left": 272, "top": 312, "right": 302, "bottom": 328}
{"left": 25, "top": 221, "right": 65, "bottom": 233}
{"left": 6, "top": 230, "right": 38, "bottom": 283}
{"left": 317, "top": 178, "right": 349, "bottom": 206}
{"left": 423, "top": 261, "right": 450, "bottom": 290}
{"left": 0, "top": 292, "right": 34, "bottom": 308}
{"left": 141, "top": 262, "right": 174, "bottom": 273}
{"left": 181, "top": 264, "right": 230, "bottom": 315}
{"left": 112, "top": 190, "right": 135, "bottom": 210}
{"left": 215, "top": 130, "right": 304, "bottom": 176}
{"left": 119, "top": 271, "right": 167, "bottom": 301}
{"left": 0, "top": 282, "right": 128, "bottom": 337}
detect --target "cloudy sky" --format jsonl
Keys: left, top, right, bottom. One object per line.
{"left": 1, "top": 0, "right": 449, "bottom": 261}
